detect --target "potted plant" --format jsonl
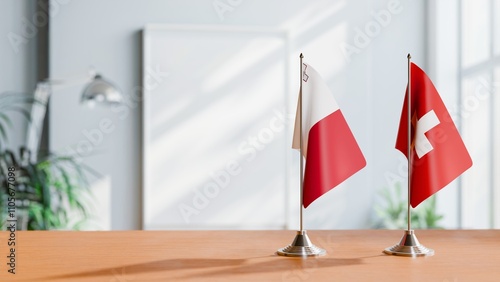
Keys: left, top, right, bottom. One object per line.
{"left": 0, "top": 92, "right": 95, "bottom": 230}
{"left": 373, "top": 181, "right": 444, "bottom": 229}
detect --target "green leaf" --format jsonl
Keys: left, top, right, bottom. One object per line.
{"left": 0, "top": 144, "right": 95, "bottom": 230}
{"left": 373, "top": 182, "right": 444, "bottom": 229}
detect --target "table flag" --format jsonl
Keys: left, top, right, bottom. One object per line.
{"left": 292, "top": 63, "right": 366, "bottom": 208}
{"left": 395, "top": 62, "right": 472, "bottom": 207}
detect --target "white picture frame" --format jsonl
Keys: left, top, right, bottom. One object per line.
{"left": 142, "top": 24, "right": 291, "bottom": 230}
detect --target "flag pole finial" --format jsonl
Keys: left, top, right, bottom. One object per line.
{"left": 407, "top": 53, "right": 411, "bottom": 59}
{"left": 300, "top": 53, "right": 303, "bottom": 58}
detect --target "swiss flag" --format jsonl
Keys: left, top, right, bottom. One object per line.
{"left": 293, "top": 63, "right": 366, "bottom": 208}
{"left": 396, "top": 63, "right": 473, "bottom": 208}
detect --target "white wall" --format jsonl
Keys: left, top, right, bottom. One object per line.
{"left": 49, "top": 0, "right": 426, "bottom": 230}
{"left": 0, "top": 0, "right": 38, "bottom": 150}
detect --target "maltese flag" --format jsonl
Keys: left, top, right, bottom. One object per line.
{"left": 396, "top": 63, "right": 473, "bottom": 207}
{"left": 292, "top": 63, "right": 366, "bottom": 208}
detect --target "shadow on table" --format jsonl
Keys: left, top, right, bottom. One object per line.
{"left": 41, "top": 255, "right": 377, "bottom": 280}
{"left": 42, "top": 258, "right": 247, "bottom": 280}
{"left": 181, "top": 256, "right": 369, "bottom": 279}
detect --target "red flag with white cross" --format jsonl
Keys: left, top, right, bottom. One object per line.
{"left": 395, "top": 63, "right": 472, "bottom": 208}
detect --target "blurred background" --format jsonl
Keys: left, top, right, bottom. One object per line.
{"left": 0, "top": 0, "right": 498, "bottom": 230}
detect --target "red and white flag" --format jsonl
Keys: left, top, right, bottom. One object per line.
{"left": 396, "top": 62, "right": 473, "bottom": 207}
{"left": 293, "top": 63, "right": 366, "bottom": 208}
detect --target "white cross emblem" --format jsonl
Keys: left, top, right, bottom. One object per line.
{"left": 413, "top": 110, "right": 440, "bottom": 158}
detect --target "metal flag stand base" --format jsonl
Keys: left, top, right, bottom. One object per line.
{"left": 383, "top": 230, "right": 434, "bottom": 257}
{"left": 277, "top": 230, "right": 326, "bottom": 257}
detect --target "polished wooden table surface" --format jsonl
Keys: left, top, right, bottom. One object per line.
{"left": 1, "top": 230, "right": 499, "bottom": 281}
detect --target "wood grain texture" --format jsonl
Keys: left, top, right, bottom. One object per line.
{"left": 0, "top": 230, "right": 499, "bottom": 281}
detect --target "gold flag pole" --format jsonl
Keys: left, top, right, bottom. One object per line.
{"left": 383, "top": 54, "right": 434, "bottom": 257}
{"left": 277, "top": 53, "right": 326, "bottom": 257}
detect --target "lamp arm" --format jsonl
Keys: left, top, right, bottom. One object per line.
{"left": 25, "top": 83, "right": 50, "bottom": 162}
{"left": 42, "top": 68, "right": 97, "bottom": 91}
